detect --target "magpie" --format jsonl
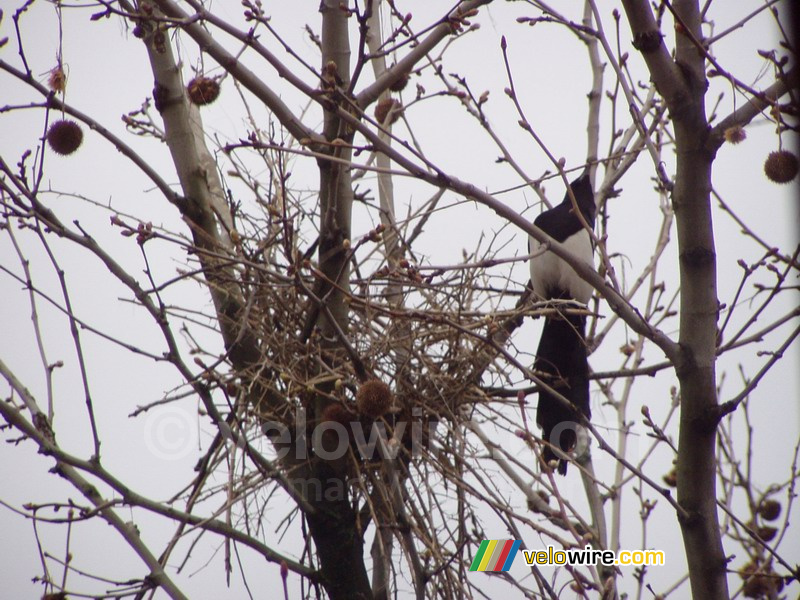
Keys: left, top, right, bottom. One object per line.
{"left": 529, "top": 172, "right": 595, "bottom": 475}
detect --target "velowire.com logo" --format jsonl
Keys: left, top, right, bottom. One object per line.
{"left": 469, "top": 539, "right": 522, "bottom": 572}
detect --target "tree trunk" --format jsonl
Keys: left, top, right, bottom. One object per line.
{"left": 303, "top": 2, "right": 373, "bottom": 598}
{"left": 622, "top": 0, "right": 730, "bottom": 597}
{"left": 671, "top": 1, "right": 729, "bottom": 594}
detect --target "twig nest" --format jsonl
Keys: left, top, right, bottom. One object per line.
{"left": 46, "top": 119, "right": 83, "bottom": 155}
{"left": 763, "top": 150, "right": 799, "bottom": 184}
{"left": 356, "top": 380, "right": 393, "bottom": 418}
{"left": 187, "top": 76, "right": 221, "bottom": 106}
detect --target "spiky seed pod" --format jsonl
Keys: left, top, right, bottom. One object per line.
{"left": 389, "top": 72, "right": 410, "bottom": 92}
{"left": 48, "top": 66, "right": 67, "bottom": 92}
{"left": 756, "top": 526, "right": 777, "bottom": 542}
{"left": 46, "top": 119, "right": 83, "bottom": 155}
{"left": 662, "top": 469, "right": 677, "bottom": 487}
{"left": 374, "top": 98, "right": 392, "bottom": 123}
{"left": 724, "top": 125, "right": 746, "bottom": 144}
{"left": 739, "top": 561, "right": 758, "bottom": 580}
{"left": 319, "top": 404, "right": 356, "bottom": 462}
{"left": 321, "top": 403, "right": 356, "bottom": 429}
{"left": 758, "top": 499, "right": 781, "bottom": 521}
{"left": 742, "top": 572, "right": 777, "bottom": 598}
{"left": 356, "top": 380, "right": 393, "bottom": 418}
{"left": 763, "top": 150, "right": 799, "bottom": 184}
{"left": 374, "top": 97, "right": 401, "bottom": 125}
{"left": 187, "top": 76, "right": 221, "bottom": 106}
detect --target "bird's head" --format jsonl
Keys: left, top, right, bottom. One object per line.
{"left": 565, "top": 172, "right": 596, "bottom": 226}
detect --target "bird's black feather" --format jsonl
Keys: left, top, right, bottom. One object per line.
{"left": 530, "top": 173, "right": 595, "bottom": 475}
{"left": 533, "top": 174, "right": 596, "bottom": 244}
{"left": 534, "top": 309, "right": 590, "bottom": 475}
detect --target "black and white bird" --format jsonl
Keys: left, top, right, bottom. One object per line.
{"left": 529, "top": 172, "right": 595, "bottom": 474}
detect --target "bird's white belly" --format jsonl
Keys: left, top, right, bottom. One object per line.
{"left": 530, "top": 231, "right": 593, "bottom": 304}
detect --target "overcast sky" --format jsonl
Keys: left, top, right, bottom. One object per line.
{"left": 1, "top": 1, "right": 798, "bottom": 598}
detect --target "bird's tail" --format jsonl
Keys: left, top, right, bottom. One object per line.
{"left": 534, "top": 306, "right": 591, "bottom": 475}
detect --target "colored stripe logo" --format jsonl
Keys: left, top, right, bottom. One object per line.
{"left": 469, "top": 539, "right": 521, "bottom": 572}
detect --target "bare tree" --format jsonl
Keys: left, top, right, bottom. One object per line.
{"left": 1, "top": 1, "right": 798, "bottom": 599}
